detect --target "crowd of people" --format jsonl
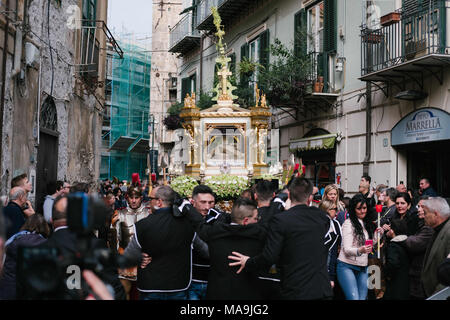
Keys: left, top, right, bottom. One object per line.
{"left": 0, "top": 171, "right": 449, "bottom": 300}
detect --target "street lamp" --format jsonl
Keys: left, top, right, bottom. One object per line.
{"left": 148, "top": 114, "right": 158, "bottom": 181}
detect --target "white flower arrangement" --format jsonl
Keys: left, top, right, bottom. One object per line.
{"left": 204, "top": 174, "right": 249, "bottom": 201}
{"left": 171, "top": 175, "right": 199, "bottom": 198}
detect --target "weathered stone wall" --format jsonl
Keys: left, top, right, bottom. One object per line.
{"left": 1, "top": 0, "right": 104, "bottom": 201}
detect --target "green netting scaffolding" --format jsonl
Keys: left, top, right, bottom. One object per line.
{"left": 100, "top": 39, "right": 151, "bottom": 182}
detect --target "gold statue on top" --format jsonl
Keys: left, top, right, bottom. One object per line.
{"left": 184, "top": 92, "right": 197, "bottom": 109}
{"left": 211, "top": 7, "right": 237, "bottom": 102}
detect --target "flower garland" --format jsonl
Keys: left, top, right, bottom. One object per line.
{"left": 204, "top": 174, "right": 249, "bottom": 201}
{"left": 171, "top": 175, "right": 199, "bottom": 198}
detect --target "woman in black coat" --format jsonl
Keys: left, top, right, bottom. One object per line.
{"left": 383, "top": 219, "right": 410, "bottom": 300}
{"left": 0, "top": 214, "right": 50, "bottom": 299}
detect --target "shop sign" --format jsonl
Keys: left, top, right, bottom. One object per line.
{"left": 391, "top": 108, "right": 450, "bottom": 146}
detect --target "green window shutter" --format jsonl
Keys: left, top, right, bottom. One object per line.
{"left": 324, "top": 0, "right": 337, "bottom": 53}
{"left": 229, "top": 53, "right": 237, "bottom": 86}
{"left": 240, "top": 43, "right": 249, "bottom": 88}
{"left": 294, "top": 9, "right": 307, "bottom": 57}
{"left": 213, "top": 62, "right": 221, "bottom": 87}
{"left": 259, "top": 29, "right": 270, "bottom": 71}
{"left": 181, "top": 77, "right": 190, "bottom": 101}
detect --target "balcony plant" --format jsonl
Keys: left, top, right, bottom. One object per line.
{"left": 380, "top": 12, "right": 400, "bottom": 27}
{"left": 163, "top": 114, "right": 183, "bottom": 130}
{"left": 258, "top": 37, "right": 313, "bottom": 108}
{"left": 171, "top": 175, "right": 199, "bottom": 198}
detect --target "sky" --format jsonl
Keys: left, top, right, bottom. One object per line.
{"left": 108, "top": 0, "right": 153, "bottom": 43}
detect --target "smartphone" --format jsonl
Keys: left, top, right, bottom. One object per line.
{"left": 365, "top": 240, "right": 373, "bottom": 246}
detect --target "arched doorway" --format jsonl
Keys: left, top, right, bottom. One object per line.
{"left": 36, "top": 96, "right": 59, "bottom": 214}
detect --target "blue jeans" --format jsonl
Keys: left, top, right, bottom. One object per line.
{"left": 188, "top": 281, "right": 207, "bottom": 300}
{"left": 139, "top": 290, "right": 188, "bottom": 300}
{"left": 337, "top": 260, "right": 368, "bottom": 300}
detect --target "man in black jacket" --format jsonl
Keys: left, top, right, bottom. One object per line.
{"left": 182, "top": 196, "right": 282, "bottom": 300}
{"left": 42, "top": 195, "right": 126, "bottom": 300}
{"left": 189, "top": 185, "right": 229, "bottom": 300}
{"left": 229, "top": 177, "right": 333, "bottom": 300}
{"left": 254, "top": 179, "right": 281, "bottom": 299}
{"left": 123, "top": 185, "right": 195, "bottom": 300}
{"left": 3, "top": 187, "right": 28, "bottom": 239}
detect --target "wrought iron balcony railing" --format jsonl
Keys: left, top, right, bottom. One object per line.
{"left": 196, "top": 0, "right": 223, "bottom": 29}
{"left": 361, "top": 4, "right": 450, "bottom": 76}
{"left": 75, "top": 20, "right": 123, "bottom": 89}
{"left": 169, "top": 12, "right": 201, "bottom": 54}
{"left": 195, "top": 0, "right": 258, "bottom": 31}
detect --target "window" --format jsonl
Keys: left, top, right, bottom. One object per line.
{"left": 82, "top": 0, "right": 97, "bottom": 21}
{"left": 307, "top": 1, "right": 324, "bottom": 54}
{"left": 240, "top": 29, "right": 269, "bottom": 98}
{"left": 181, "top": 73, "right": 196, "bottom": 100}
{"left": 80, "top": 0, "right": 98, "bottom": 84}
{"left": 248, "top": 37, "right": 260, "bottom": 98}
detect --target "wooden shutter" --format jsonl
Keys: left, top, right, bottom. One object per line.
{"left": 229, "top": 53, "right": 237, "bottom": 86}
{"left": 324, "top": 0, "right": 337, "bottom": 53}
{"left": 181, "top": 77, "right": 190, "bottom": 101}
{"left": 213, "top": 62, "right": 220, "bottom": 87}
{"left": 259, "top": 29, "right": 270, "bottom": 71}
{"left": 240, "top": 43, "right": 249, "bottom": 88}
{"left": 294, "top": 9, "right": 307, "bottom": 57}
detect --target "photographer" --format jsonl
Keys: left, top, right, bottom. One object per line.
{"left": 0, "top": 214, "right": 50, "bottom": 299}
{"left": 38, "top": 195, "right": 126, "bottom": 300}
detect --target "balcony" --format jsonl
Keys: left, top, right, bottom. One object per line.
{"left": 304, "top": 51, "right": 339, "bottom": 114}
{"left": 75, "top": 20, "right": 123, "bottom": 89}
{"left": 169, "top": 12, "right": 201, "bottom": 55}
{"left": 360, "top": 4, "right": 450, "bottom": 93}
{"left": 196, "top": 0, "right": 261, "bottom": 32}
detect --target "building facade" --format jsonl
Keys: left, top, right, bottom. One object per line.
{"left": 150, "top": 0, "right": 182, "bottom": 177}
{"left": 167, "top": 0, "right": 450, "bottom": 197}
{"left": 0, "top": 0, "right": 120, "bottom": 210}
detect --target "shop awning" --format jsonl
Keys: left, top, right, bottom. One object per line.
{"left": 289, "top": 133, "right": 337, "bottom": 152}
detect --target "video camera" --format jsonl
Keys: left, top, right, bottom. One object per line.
{"left": 17, "top": 192, "right": 130, "bottom": 300}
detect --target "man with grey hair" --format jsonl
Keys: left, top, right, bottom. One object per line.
{"left": 421, "top": 197, "right": 450, "bottom": 297}
{"left": 2, "top": 187, "right": 31, "bottom": 239}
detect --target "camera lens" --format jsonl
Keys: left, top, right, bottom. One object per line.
{"left": 27, "top": 258, "right": 61, "bottom": 293}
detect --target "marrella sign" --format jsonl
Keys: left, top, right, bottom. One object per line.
{"left": 391, "top": 108, "right": 450, "bottom": 146}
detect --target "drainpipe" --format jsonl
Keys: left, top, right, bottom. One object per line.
{"left": 0, "top": 0, "right": 11, "bottom": 191}
{"left": 363, "top": 81, "right": 372, "bottom": 176}
{"left": 199, "top": 34, "right": 204, "bottom": 94}
{"left": 11, "top": 0, "right": 24, "bottom": 78}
